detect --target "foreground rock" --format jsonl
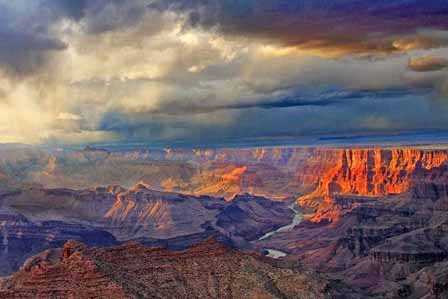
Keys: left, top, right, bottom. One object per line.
{"left": 0, "top": 239, "right": 334, "bottom": 299}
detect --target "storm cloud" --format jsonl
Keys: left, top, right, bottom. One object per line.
{"left": 151, "top": 0, "right": 448, "bottom": 56}
{"left": 0, "top": 0, "right": 447, "bottom": 146}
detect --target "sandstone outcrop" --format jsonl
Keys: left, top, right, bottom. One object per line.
{"left": 300, "top": 149, "right": 448, "bottom": 201}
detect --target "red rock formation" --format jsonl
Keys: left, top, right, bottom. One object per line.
{"left": 192, "top": 165, "right": 248, "bottom": 200}
{"left": 298, "top": 149, "right": 448, "bottom": 222}
{"left": 0, "top": 239, "right": 333, "bottom": 299}
{"left": 0, "top": 242, "right": 129, "bottom": 299}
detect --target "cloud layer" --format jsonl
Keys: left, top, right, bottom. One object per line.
{"left": 0, "top": 0, "right": 447, "bottom": 146}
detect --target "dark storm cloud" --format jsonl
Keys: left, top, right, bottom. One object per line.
{"left": 2, "top": 0, "right": 448, "bottom": 77}
{"left": 97, "top": 87, "right": 430, "bottom": 136}
{"left": 41, "top": 0, "right": 88, "bottom": 21}
{"left": 0, "top": 0, "right": 159, "bottom": 76}
{"left": 0, "top": 28, "right": 66, "bottom": 76}
{"left": 151, "top": 0, "right": 448, "bottom": 56}
{"left": 95, "top": 87, "right": 445, "bottom": 147}
{"left": 1, "top": 0, "right": 448, "bottom": 145}
{"left": 0, "top": 1, "right": 69, "bottom": 76}
{"left": 146, "top": 88, "right": 427, "bottom": 115}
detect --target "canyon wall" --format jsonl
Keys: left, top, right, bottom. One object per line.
{"left": 299, "top": 148, "right": 448, "bottom": 209}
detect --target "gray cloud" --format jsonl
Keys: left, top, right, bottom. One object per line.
{"left": 41, "top": 0, "right": 88, "bottom": 21}
{"left": 0, "top": 29, "right": 66, "bottom": 76}
{"left": 80, "top": 1, "right": 149, "bottom": 34}
{"left": 0, "top": 1, "right": 68, "bottom": 76}
{"left": 0, "top": 0, "right": 168, "bottom": 77}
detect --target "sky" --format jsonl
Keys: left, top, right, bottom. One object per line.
{"left": 1, "top": 0, "right": 448, "bottom": 146}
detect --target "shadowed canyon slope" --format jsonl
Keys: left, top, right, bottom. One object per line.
{"left": 0, "top": 183, "right": 293, "bottom": 276}
{"left": 0, "top": 239, "right": 334, "bottom": 299}
{"left": 0, "top": 185, "right": 293, "bottom": 240}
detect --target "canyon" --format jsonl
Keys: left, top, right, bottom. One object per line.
{"left": 0, "top": 144, "right": 448, "bottom": 298}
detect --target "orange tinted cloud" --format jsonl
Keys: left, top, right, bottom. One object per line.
{"left": 408, "top": 56, "right": 448, "bottom": 72}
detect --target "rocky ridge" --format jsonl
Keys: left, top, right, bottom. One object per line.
{"left": 0, "top": 239, "right": 334, "bottom": 299}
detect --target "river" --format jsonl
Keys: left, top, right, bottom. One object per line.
{"left": 258, "top": 201, "right": 303, "bottom": 258}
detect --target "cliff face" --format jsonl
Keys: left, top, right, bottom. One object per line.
{"left": 299, "top": 149, "right": 448, "bottom": 209}
{"left": 0, "top": 239, "right": 333, "bottom": 299}
{"left": 164, "top": 147, "right": 342, "bottom": 199}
